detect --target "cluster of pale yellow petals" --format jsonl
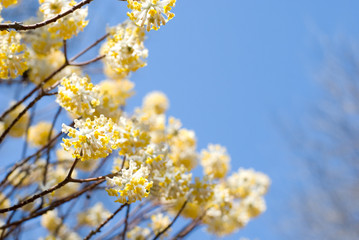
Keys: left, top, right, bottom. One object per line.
{"left": 189, "top": 177, "right": 214, "bottom": 204}
{"left": 61, "top": 115, "right": 119, "bottom": 161}
{"left": 57, "top": 73, "right": 101, "bottom": 117}
{"left": 1, "top": 102, "right": 30, "bottom": 138}
{"left": 201, "top": 144, "right": 231, "bottom": 179}
{"left": 41, "top": 210, "right": 81, "bottom": 240}
{"left": 168, "top": 128, "right": 198, "bottom": 170}
{"left": 154, "top": 163, "right": 192, "bottom": 200}
{"left": 39, "top": 0, "right": 88, "bottom": 40}
{"left": 28, "top": 50, "right": 81, "bottom": 89}
{"left": 143, "top": 91, "right": 169, "bottom": 115}
{"left": 0, "top": 30, "right": 29, "bottom": 79}
{"left": 150, "top": 213, "right": 171, "bottom": 237}
{"left": 101, "top": 21, "right": 148, "bottom": 79}
{"left": 22, "top": 25, "right": 63, "bottom": 56}
{"left": 99, "top": 79, "right": 135, "bottom": 107}
{"left": 127, "top": 226, "right": 150, "bottom": 240}
{"left": 127, "top": 0, "right": 176, "bottom": 31}
{"left": 94, "top": 79, "right": 135, "bottom": 120}
{"left": 200, "top": 169, "right": 270, "bottom": 236}
{"left": 115, "top": 117, "right": 151, "bottom": 156}
{"left": 77, "top": 203, "right": 111, "bottom": 227}
{"left": 106, "top": 160, "right": 153, "bottom": 204}
{"left": 28, "top": 121, "right": 56, "bottom": 147}
{"left": 227, "top": 168, "right": 270, "bottom": 199}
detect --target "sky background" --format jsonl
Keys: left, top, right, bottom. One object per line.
{"left": 1, "top": 0, "right": 359, "bottom": 239}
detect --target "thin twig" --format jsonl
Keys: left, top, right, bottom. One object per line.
{"left": 70, "top": 33, "right": 109, "bottom": 62}
{"left": 0, "top": 129, "right": 64, "bottom": 190}
{"left": 70, "top": 55, "right": 105, "bottom": 66}
{"left": 122, "top": 204, "right": 131, "bottom": 240}
{"left": 152, "top": 200, "right": 188, "bottom": 240}
{"left": 0, "top": 0, "right": 95, "bottom": 31}
{"left": 43, "top": 106, "right": 62, "bottom": 185}
{"left": 0, "top": 180, "right": 104, "bottom": 230}
{"left": 84, "top": 204, "right": 127, "bottom": 240}
{"left": 0, "top": 158, "right": 80, "bottom": 214}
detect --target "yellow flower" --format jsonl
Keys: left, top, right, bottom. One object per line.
{"left": 3, "top": 102, "right": 30, "bottom": 138}
{"left": 101, "top": 20, "right": 148, "bottom": 78}
{"left": 143, "top": 91, "right": 169, "bottom": 115}
{"left": 28, "top": 121, "right": 56, "bottom": 147}
{"left": 127, "top": 0, "right": 176, "bottom": 31}
{"left": 200, "top": 144, "right": 231, "bottom": 179}
{"left": 39, "top": 0, "right": 89, "bottom": 40}
{"left": 0, "top": 30, "right": 29, "bottom": 79}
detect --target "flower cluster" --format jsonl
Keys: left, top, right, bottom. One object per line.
{"left": 28, "top": 121, "right": 56, "bottom": 147}
{"left": 61, "top": 115, "right": 118, "bottom": 161}
{"left": 0, "top": 30, "right": 29, "bottom": 79}
{"left": 201, "top": 144, "right": 231, "bottom": 179}
{"left": 41, "top": 210, "right": 81, "bottom": 240}
{"left": 127, "top": 0, "right": 176, "bottom": 31}
{"left": 57, "top": 73, "right": 101, "bottom": 117}
{"left": 77, "top": 203, "right": 111, "bottom": 227}
{"left": 39, "top": 0, "right": 89, "bottom": 40}
{"left": 2, "top": 102, "right": 30, "bottom": 138}
{"left": 106, "top": 160, "right": 153, "bottom": 203}
{"left": 101, "top": 20, "right": 148, "bottom": 79}
{"left": 150, "top": 213, "right": 171, "bottom": 236}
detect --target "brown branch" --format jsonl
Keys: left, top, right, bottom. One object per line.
{"left": 0, "top": 93, "right": 44, "bottom": 144}
{"left": 84, "top": 204, "right": 127, "bottom": 240}
{"left": 70, "top": 55, "right": 105, "bottom": 66}
{"left": 0, "top": 132, "right": 62, "bottom": 190}
{"left": 43, "top": 107, "right": 62, "bottom": 185}
{"left": 0, "top": 180, "right": 104, "bottom": 230}
{"left": 0, "top": 63, "right": 67, "bottom": 121}
{"left": 63, "top": 40, "right": 69, "bottom": 64}
{"left": 122, "top": 204, "right": 131, "bottom": 240}
{"left": 0, "top": 158, "right": 80, "bottom": 214}
{"left": 70, "top": 172, "right": 118, "bottom": 183}
{"left": 70, "top": 33, "right": 109, "bottom": 62}
{"left": 0, "top": 0, "right": 95, "bottom": 31}
{"left": 152, "top": 200, "right": 188, "bottom": 240}
{"left": 172, "top": 209, "right": 208, "bottom": 239}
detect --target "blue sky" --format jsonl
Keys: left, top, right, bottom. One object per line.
{"left": 1, "top": 0, "right": 359, "bottom": 239}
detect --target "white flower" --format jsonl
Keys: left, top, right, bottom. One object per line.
{"left": 57, "top": 73, "right": 101, "bottom": 117}
{"left": 127, "top": 0, "right": 176, "bottom": 31}
{"left": 61, "top": 115, "right": 119, "bottom": 161}
{"left": 200, "top": 144, "right": 231, "bottom": 179}
{"left": 150, "top": 213, "right": 171, "bottom": 237}
{"left": 39, "top": 0, "right": 88, "bottom": 39}
{"left": 101, "top": 21, "right": 148, "bottom": 78}
{"left": 106, "top": 160, "right": 153, "bottom": 203}
{"left": 127, "top": 226, "right": 150, "bottom": 240}
{"left": 77, "top": 203, "right": 111, "bottom": 227}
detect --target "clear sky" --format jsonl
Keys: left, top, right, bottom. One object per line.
{"left": 2, "top": 0, "right": 359, "bottom": 239}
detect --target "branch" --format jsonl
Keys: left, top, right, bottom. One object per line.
{"left": 84, "top": 204, "right": 127, "bottom": 240}
{"left": 122, "top": 204, "right": 131, "bottom": 240}
{"left": 152, "top": 200, "right": 188, "bottom": 240}
{"left": 0, "top": 0, "right": 94, "bottom": 31}
{"left": 0, "top": 158, "right": 80, "bottom": 214}
{"left": 0, "top": 180, "right": 104, "bottom": 230}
